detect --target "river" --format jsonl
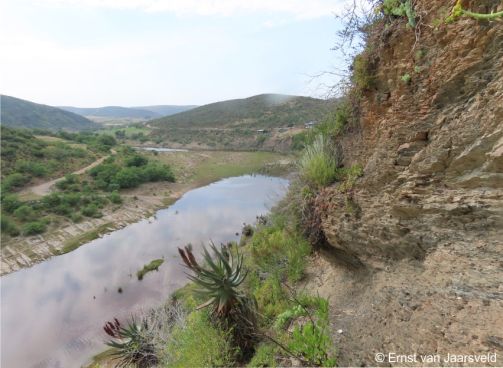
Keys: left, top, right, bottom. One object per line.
{"left": 0, "top": 175, "right": 288, "bottom": 368}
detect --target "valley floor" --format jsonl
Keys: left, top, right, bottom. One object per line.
{"left": 1, "top": 150, "right": 293, "bottom": 275}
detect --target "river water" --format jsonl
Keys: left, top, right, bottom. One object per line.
{"left": 0, "top": 175, "right": 288, "bottom": 368}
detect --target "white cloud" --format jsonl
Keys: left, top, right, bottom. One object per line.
{"left": 34, "top": 0, "right": 349, "bottom": 18}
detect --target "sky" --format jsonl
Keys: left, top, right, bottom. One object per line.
{"left": 0, "top": 0, "right": 351, "bottom": 107}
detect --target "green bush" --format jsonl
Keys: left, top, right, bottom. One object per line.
{"left": 23, "top": 221, "right": 47, "bottom": 235}
{"left": 115, "top": 167, "right": 142, "bottom": 188}
{"left": 82, "top": 204, "right": 101, "bottom": 218}
{"left": 352, "top": 52, "right": 376, "bottom": 91}
{"left": 125, "top": 154, "right": 148, "bottom": 167}
{"left": 13, "top": 205, "right": 35, "bottom": 221}
{"left": 142, "top": 163, "right": 175, "bottom": 182}
{"left": 1, "top": 195, "right": 21, "bottom": 213}
{"left": 15, "top": 160, "right": 48, "bottom": 177}
{"left": 2, "top": 173, "right": 30, "bottom": 191}
{"left": 56, "top": 174, "right": 79, "bottom": 191}
{"left": 108, "top": 191, "right": 122, "bottom": 204}
{"left": 70, "top": 212, "right": 83, "bottom": 223}
{"left": 299, "top": 134, "right": 339, "bottom": 187}
{"left": 1, "top": 215, "right": 20, "bottom": 237}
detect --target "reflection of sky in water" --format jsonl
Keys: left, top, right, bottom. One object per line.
{"left": 1, "top": 175, "right": 288, "bottom": 368}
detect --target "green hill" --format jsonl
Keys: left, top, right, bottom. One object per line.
{"left": 150, "top": 94, "right": 330, "bottom": 129}
{"left": 147, "top": 94, "right": 333, "bottom": 151}
{"left": 1, "top": 95, "right": 99, "bottom": 131}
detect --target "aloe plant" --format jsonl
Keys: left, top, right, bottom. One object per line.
{"left": 178, "top": 243, "right": 247, "bottom": 316}
{"left": 103, "top": 318, "right": 158, "bottom": 368}
{"left": 178, "top": 243, "right": 258, "bottom": 355}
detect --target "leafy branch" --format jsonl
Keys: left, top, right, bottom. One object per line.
{"left": 446, "top": 0, "right": 503, "bottom": 22}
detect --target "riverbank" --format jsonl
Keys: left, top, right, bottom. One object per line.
{"left": 0, "top": 150, "right": 294, "bottom": 275}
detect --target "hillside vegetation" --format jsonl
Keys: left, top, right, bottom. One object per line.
{"left": 1, "top": 95, "right": 99, "bottom": 131}
{"left": 151, "top": 94, "right": 330, "bottom": 129}
{"left": 148, "top": 94, "right": 333, "bottom": 151}
{"left": 0, "top": 127, "right": 110, "bottom": 192}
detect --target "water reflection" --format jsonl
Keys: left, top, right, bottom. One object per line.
{"left": 1, "top": 175, "right": 288, "bottom": 368}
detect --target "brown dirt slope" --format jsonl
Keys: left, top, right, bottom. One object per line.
{"left": 305, "top": 1, "right": 503, "bottom": 366}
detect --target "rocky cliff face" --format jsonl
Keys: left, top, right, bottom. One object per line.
{"left": 305, "top": 1, "right": 503, "bottom": 365}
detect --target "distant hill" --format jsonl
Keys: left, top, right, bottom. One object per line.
{"left": 59, "top": 105, "right": 197, "bottom": 120}
{"left": 134, "top": 105, "right": 197, "bottom": 117}
{"left": 150, "top": 94, "right": 331, "bottom": 129}
{"left": 59, "top": 106, "right": 161, "bottom": 120}
{"left": 1, "top": 95, "right": 99, "bottom": 131}
{"left": 147, "top": 94, "right": 334, "bottom": 151}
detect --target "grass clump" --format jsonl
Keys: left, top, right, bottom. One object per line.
{"left": 249, "top": 224, "right": 310, "bottom": 283}
{"left": 299, "top": 134, "right": 339, "bottom": 188}
{"left": 164, "top": 310, "right": 236, "bottom": 367}
{"left": 247, "top": 343, "right": 277, "bottom": 367}
{"left": 137, "top": 259, "right": 164, "bottom": 280}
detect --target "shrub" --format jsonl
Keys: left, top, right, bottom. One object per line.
{"left": 42, "top": 193, "right": 62, "bottom": 207}
{"left": 82, "top": 204, "right": 101, "bottom": 218}
{"left": 109, "top": 191, "right": 122, "bottom": 204}
{"left": 142, "top": 164, "right": 175, "bottom": 182}
{"left": 13, "top": 205, "right": 35, "bottom": 221}
{"left": 291, "top": 132, "right": 308, "bottom": 151}
{"left": 53, "top": 203, "right": 72, "bottom": 216}
{"left": 2, "top": 195, "right": 21, "bottom": 213}
{"left": 126, "top": 154, "right": 149, "bottom": 167}
{"left": 352, "top": 52, "right": 377, "bottom": 91}
{"left": 56, "top": 174, "right": 79, "bottom": 191}
{"left": 23, "top": 221, "right": 47, "bottom": 235}
{"left": 1, "top": 216, "right": 20, "bottom": 237}
{"left": 2, "top": 173, "right": 30, "bottom": 191}
{"left": 115, "top": 167, "right": 142, "bottom": 188}
{"left": 63, "top": 193, "right": 82, "bottom": 206}
{"left": 299, "top": 134, "right": 339, "bottom": 187}
{"left": 70, "top": 212, "right": 83, "bottom": 223}
{"left": 15, "top": 160, "right": 48, "bottom": 177}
